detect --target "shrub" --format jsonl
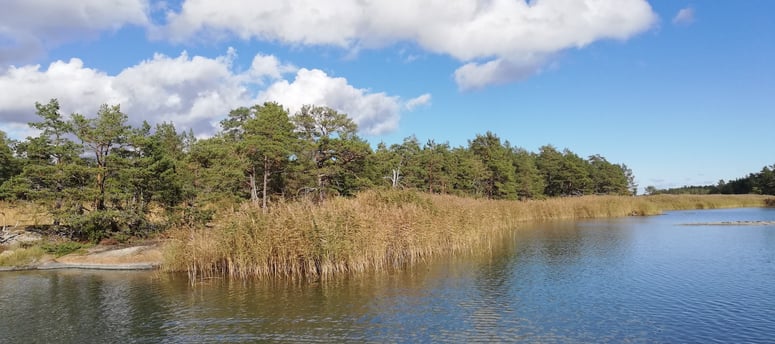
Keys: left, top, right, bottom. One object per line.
{"left": 40, "top": 241, "right": 89, "bottom": 257}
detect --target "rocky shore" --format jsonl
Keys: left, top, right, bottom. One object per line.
{"left": 0, "top": 231, "right": 163, "bottom": 272}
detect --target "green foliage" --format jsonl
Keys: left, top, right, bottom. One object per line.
{"left": 293, "top": 105, "right": 371, "bottom": 201}
{"left": 588, "top": 155, "right": 631, "bottom": 195}
{"left": 0, "top": 131, "right": 21, "bottom": 191}
{"left": 469, "top": 132, "right": 517, "bottom": 199}
{"left": 512, "top": 148, "right": 545, "bottom": 199}
{"left": 1, "top": 99, "right": 85, "bottom": 225}
{"left": 40, "top": 241, "right": 90, "bottom": 257}
{"left": 657, "top": 163, "right": 775, "bottom": 196}
{"left": 6, "top": 99, "right": 641, "bottom": 238}
{"left": 65, "top": 209, "right": 155, "bottom": 243}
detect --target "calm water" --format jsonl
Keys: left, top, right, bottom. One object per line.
{"left": 1, "top": 208, "right": 774, "bottom": 343}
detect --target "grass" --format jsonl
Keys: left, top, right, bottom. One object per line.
{"left": 162, "top": 190, "right": 769, "bottom": 281}
{"left": 0, "top": 201, "right": 51, "bottom": 227}
{"left": 0, "top": 245, "right": 45, "bottom": 267}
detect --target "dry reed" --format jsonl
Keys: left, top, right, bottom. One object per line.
{"left": 162, "top": 191, "right": 769, "bottom": 281}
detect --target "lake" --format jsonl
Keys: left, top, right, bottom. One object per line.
{"left": 1, "top": 208, "right": 774, "bottom": 343}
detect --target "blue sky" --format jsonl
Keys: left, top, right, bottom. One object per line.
{"left": 1, "top": 0, "right": 773, "bottom": 192}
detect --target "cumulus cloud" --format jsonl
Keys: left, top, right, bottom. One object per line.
{"left": 111, "top": 50, "right": 250, "bottom": 131}
{"left": 248, "top": 54, "right": 298, "bottom": 81}
{"left": 673, "top": 7, "right": 695, "bottom": 25}
{"left": 0, "top": 59, "right": 119, "bottom": 125}
{"left": 0, "top": 0, "right": 150, "bottom": 64}
{"left": 162, "top": 0, "right": 657, "bottom": 88}
{"left": 0, "top": 50, "right": 423, "bottom": 138}
{"left": 258, "top": 69, "right": 407, "bottom": 135}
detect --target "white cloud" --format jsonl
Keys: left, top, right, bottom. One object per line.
{"left": 0, "top": 59, "right": 119, "bottom": 125}
{"left": 673, "top": 7, "right": 695, "bottom": 25}
{"left": 0, "top": 0, "right": 150, "bottom": 64}
{"left": 454, "top": 55, "right": 546, "bottom": 91}
{"left": 0, "top": 50, "right": 421, "bottom": 138}
{"left": 248, "top": 54, "right": 298, "bottom": 80}
{"left": 112, "top": 50, "right": 250, "bottom": 131}
{"left": 163, "top": 0, "right": 657, "bottom": 88}
{"left": 405, "top": 94, "right": 432, "bottom": 111}
{"left": 258, "top": 69, "right": 414, "bottom": 135}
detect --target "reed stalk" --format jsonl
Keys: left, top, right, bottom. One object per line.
{"left": 162, "top": 191, "right": 769, "bottom": 280}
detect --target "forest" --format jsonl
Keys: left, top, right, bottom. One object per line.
{"left": 0, "top": 99, "right": 636, "bottom": 241}
{"left": 645, "top": 165, "right": 775, "bottom": 196}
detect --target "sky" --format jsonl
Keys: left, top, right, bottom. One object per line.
{"left": 0, "top": 0, "right": 773, "bottom": 192}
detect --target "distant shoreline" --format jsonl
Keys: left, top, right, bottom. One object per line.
{"left": 682, "top": 221, "right": 775, "bottom": 226}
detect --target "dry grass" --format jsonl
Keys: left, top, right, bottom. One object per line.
{"left": 162, "top": 191, "right": 769, "bottom": 281}
{"left": 0, "top": 201, "right": 51, "bottom": 227}
{"left": 0, "top": 246, "right": 46, "bottom": 267}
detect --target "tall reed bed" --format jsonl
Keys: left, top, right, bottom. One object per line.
{"left": 162, "top": 191, "right": 768, "bottom": 280}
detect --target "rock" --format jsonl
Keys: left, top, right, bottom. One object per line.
{"left": 0, "top": 227, "right": 43, "bottom": 246}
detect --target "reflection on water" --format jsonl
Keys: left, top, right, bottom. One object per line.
{"left": 1, "top": 208, "right": 774, "bottom": 343}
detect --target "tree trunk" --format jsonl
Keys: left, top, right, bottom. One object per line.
{"left": 391, "top": 168, "right": 400, "bottom": 189}
{"left": 250, "top": 166, "right": 259, "bottom": 205}
{"left": 95, "top": 170, "right": 105, "bottom": 210}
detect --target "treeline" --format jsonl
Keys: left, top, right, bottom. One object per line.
{"left": 646, "top": 165, "right": 775, "bottom": 196}
{"left": 0, "top": 99, "right": 636, "bottom": 241}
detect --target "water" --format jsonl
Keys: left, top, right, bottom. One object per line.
{"left": 2, "top": 208, "right": 774, "bottom": 343}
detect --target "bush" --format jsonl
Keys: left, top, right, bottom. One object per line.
{"left": 40, "top": 241, "right": 89, "bottom": 257}
{"left": 66, "top": 209, "right": 157, "bottom": 243}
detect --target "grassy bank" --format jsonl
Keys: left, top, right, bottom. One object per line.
{"left": 162, "top": 191, "right": 769, "bottom": 280}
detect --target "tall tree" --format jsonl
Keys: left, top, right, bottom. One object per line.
{"left": 469, "top": 132, "right": 517, "bottom": 199}
{"left": 0, "top": 131, "right": 20, "bottom": 189}
{"left": 243, "top": 102, "right": 298, "bottom": 211}
{"left": 292, "top": 105, "right": 371, "bottom": 201}
{"left": 511, "top": 148, "right": 545, "bottom": 199}
{"left": 449, "top": 147, "right": 488, "bottom": 197}
{"left": 71, "top": 104, "right": 131, "bottom": 211}
{"left": 188, "top": 135, "right": 245, "bottom": 202}
{"left": 420, "top": 140, "right": 453, "bottom": 194}
{"left": 371, "top": 142, "right": 402, "bottom": 189}
{"left": 1, "top": 99, "right": 84, "bottom": 225}
{"left": 536, "top": 145, "right": 595, "bottom": 196}
{"left": 588, "top": 154, "right": 629, "bottom": 195}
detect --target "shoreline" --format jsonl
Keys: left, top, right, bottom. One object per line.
{"left": 2, "top": 193, "right": 771, "bottom": 276}
{"left": 681, "top": 221, "right": 775, "bottom": 226}
{"left": 0, "top": 262, "right": 159, "bottom": 272}
{"left": 0, "top": 244, "right": 163, "bottom": 272}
